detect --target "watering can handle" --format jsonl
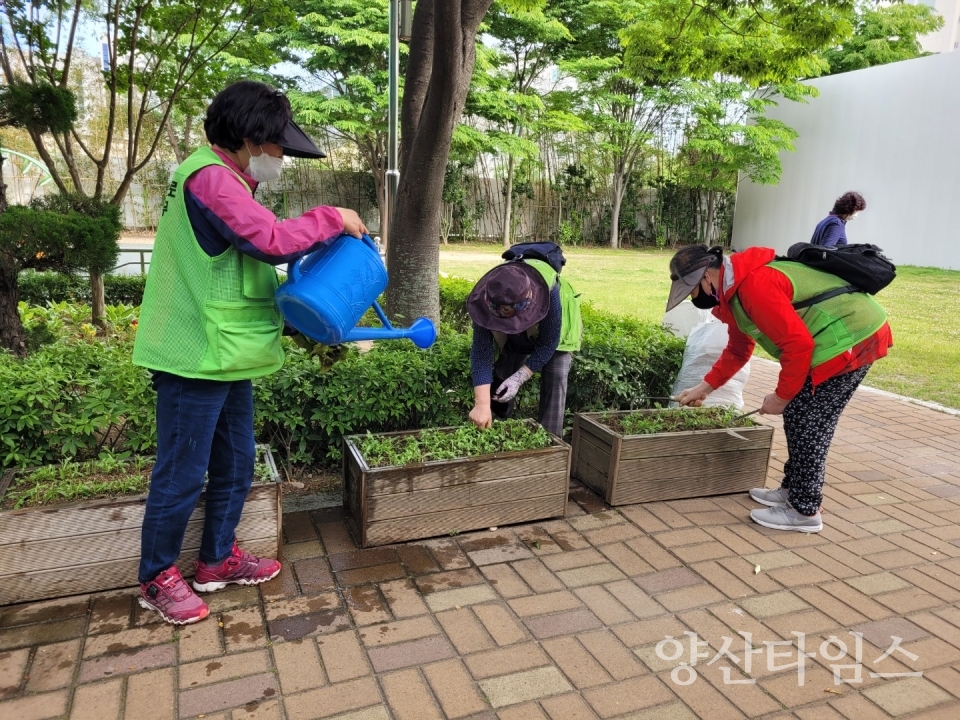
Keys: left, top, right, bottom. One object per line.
{"left": 360, "top": 233, "right": 377, "bottom": 253}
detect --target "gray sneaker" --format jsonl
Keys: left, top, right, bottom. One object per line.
{"left": 750, "top": 505, "right": 822, "bottom": 533}
{"left": 749, "top": 487, "right": 790, "bottom": 507}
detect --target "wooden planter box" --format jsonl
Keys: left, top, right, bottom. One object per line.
{"left": 572, "top": 411, "right": 773, "bottom": 506}
{"left": 343, "top": 422, "right": 571, "bottom": 548}
{"left": 0, "top": 445, "right": 282, "bottom": 607}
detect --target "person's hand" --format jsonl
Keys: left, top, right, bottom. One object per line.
{"left": 336, "top": 208, "right": 368, "bottom": 238}
{"left": 493, "top": 366, "right": 533, "bottom": 403}
{"left": 759, "top": 392, "right": 790, "bottom": 415}
{"left": 675, "top": 381, "right": 713, "bottom": 407}
{"left": 469, "top": 403, "right": 493, "bottom": 429}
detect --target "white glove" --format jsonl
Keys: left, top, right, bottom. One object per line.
{"left": 493, "top": 365, "right": 534, "bottom": 403}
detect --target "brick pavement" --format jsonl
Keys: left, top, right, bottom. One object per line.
{"left": 3, "top": 361, "right": 960, "bottom": 719}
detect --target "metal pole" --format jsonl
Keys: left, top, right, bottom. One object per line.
{"left": 384, "top": 0, "right": 400, "bottom": 261}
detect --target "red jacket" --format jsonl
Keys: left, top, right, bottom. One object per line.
{"left": 705, "top": 247, "right": 892, "bottom": 401}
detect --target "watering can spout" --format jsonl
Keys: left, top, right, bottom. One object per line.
{"left": 343, "top": 316, "right": 437, "bottom": 349}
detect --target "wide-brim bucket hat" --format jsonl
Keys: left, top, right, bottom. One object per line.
{"left": 466, "top": 262, "right": 550, "bottom": 334}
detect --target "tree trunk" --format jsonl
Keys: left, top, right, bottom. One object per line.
{"left": 705, "top": 190, "right": 717, "bottom": 245}
{"left": 386, "top": 0, "right": 493, "bottom": 324}
{"left": 609, "top": 172, "right": 625, "bottom": 249}
{"left": 0, "top": 254, "right": 26, "bottom": 356}
{"left": 501, "top": 153, "right": 516, "bottom": 249}
{"left": 0, "top": 148, "right": 8, "bottom": 214}
{"left": 164, "top": 116, "right": 184, "bottom": 163}
{"left": 90, "top": 273, "right": 106, "bottom": 329}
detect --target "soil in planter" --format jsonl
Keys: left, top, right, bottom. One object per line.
{"left": 2, "top": 451, "right": 278, "bottom": 511}
{"left": 355, "top": 419, "right": 552, "bottom": 469}
{"left": 599, "top": 407, "right": 759, "bottom": 436}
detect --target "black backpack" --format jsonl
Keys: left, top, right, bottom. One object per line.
{"left": 780, "top": 243, "right": 897, "bottom": 310}
{"left": 502, "top": 242, "right": 566, "bottom": 275}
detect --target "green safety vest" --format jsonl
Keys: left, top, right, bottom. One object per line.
{"left": 492, "top": 258, "right": 583, "bottom": 353}
{"left": 133, "top": 147, "right": 285, "bottom": 380}
{"left": 729, "top": 260, "right": 887, "bottom": 368}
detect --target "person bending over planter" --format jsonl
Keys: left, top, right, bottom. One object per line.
{"left": 132, "top": 80, "right": 367, "bottom": 625}
{"left": 466, "top": 258, "right": 581, "bottom": 437}
{"left": 810, "top": 191, "right": 866, "bottom": 247}
{"left": 666, "top": 245, "right": 892, "bottom": 534}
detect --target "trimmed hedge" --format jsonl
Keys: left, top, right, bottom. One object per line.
{"left": 5, "top": 278, "right": 684, "bottom": 469}
{"left": 18, "top": 272, "right": 147, "bottom": 306}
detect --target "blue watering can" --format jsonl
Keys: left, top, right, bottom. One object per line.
{"left": 275, "top": 233, "right": 437, "bottom": 348}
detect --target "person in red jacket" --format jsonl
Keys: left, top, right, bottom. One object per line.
{"left": 666, "top": 245, "right": 893, "bottom": 533}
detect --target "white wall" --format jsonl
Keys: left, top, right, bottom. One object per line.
{"left": 732, "top": 51, "right": 960, "bottom": 270}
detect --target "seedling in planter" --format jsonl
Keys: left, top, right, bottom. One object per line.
{"left": 601, "top": 407, "right": 757, "bottom": 436}
{"left": 354, "top": 419, "right": 552, "bottom": 469}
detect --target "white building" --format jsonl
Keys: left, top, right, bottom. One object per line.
{"left": 910, "top": 0, "right": 960, "bottom": 53}
{"left": 731, "top": 51, "right": 960, "bottom": 270}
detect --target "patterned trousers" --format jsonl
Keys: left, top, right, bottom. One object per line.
{"left": 781, "top": 365, "right": 871, "bottom": 516}
{"left": 491, "top": 350, "right": 572, "bottom": 437}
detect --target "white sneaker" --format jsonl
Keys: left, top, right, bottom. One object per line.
{"left": 749, "top": 487, "right": 790, "bottom": 507}
{"left": 750, "top": 504, "right": 822, "bottom": 533}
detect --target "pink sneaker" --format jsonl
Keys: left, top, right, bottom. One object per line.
{"left": 139, "top": 566, "right": 210, "bottom": 625}
{"left": 193, "top": 542, "right": 281, "bottom": 593}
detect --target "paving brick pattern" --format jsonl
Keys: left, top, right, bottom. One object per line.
{"left": 3, "top": 362, "right": 960, "bottom": 719}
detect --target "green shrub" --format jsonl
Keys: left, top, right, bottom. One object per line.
{"left": 4, "top": 290, "right": 684, "bottom": 471}
{"left": 18, "top": 272, "right": 147, "bottom": 306}
{"left": 0, "top": 336, "right": 156, "bottom": 469}
{"left": 254, "top": 329, "right": 475, "bottom": 465}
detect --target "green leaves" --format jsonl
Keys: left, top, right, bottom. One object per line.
{"left": 354, "top": 420, "right": 552, "bottom": 468}
{"left": 823, "top": 3, "right": 944, "bottom": 75}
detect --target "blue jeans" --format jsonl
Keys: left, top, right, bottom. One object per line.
{"left": 139, "top": 371, "right": 256, "bottom": 583}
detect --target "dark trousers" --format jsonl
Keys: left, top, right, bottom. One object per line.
{"left": 492, "top": 350, "right": 572, "bottom": 437}
{"left": 139, "top": 371, "right": 256, "bottom": 583}
{"left": 780, "top": 366, "right": 870, "bottom": 516}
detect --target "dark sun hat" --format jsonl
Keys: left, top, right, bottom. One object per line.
{"left": 279, "top": 120, "right": 326, "bottom": 159}
{"left": 466, "top": 262, "right": 551, "bottom": 334}
{"left": 665, "top": 245, "right": 722, "bottom": 312}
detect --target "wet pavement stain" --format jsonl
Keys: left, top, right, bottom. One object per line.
{"left": 205, "top": 661, "right": 222, "bottom": 676}
{"left": 267, "top": 610, "right": 345, "bottom": 641}
{"left": 222, "top": 621, "right": 263, "bottom": 645}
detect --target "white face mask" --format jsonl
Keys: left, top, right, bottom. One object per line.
{"left": 850, "top": 212, "right": 859, "bottom": 219}
{"left": 245, "top": 144, "right": 283, "bottom": 182}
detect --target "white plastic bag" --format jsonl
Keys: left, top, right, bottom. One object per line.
{"left": 671, "top": 321, "right": 750, "bottom": 410}
{"left": 661, "top": 300, "right": 715, "bottom": 338}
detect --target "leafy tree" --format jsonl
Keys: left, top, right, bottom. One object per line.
{"left": 477, "top": 3, "right": 578, "bottom": 247}
{"left": 823, "top": 2, "right": 944, "bottom": 75}
{"left": 678, "top": 80, "right": 800, "bottom": 244}
{"left": 0, "top": 80, "right": 77, "bottom": 213}
{"left": 0, "top": 0, "right": 290, "bottom": 324}
{"left": 0, "top": 196, "right": 120, "bottom": 355}
{"left": 277, "top": 0, "right": 396, "bottom": 230}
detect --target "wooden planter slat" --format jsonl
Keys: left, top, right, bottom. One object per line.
{"left": 3, "top": 538, "right": 278, "bottom": 611}
{"left": 0, "top": 450, "right": 281, "bottom": 607}
{"left": 572, "top": 411, "right": 773, "bottom": 506}
{"left": 368, "top": 470, "right": 568, "bottom": 522}
{"left": 344, "top": 421, "right": 571, "bottom": 548}
{"left": 365, "top": 494, "right": 567, "bottom": 547}
{"left": 0, "top": 503, "right": 277, "bottom": 575}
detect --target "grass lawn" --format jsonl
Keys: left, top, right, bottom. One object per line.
{"left": 439, "top": 243, "right": 960, "bottom": 410}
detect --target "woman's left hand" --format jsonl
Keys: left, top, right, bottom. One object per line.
{"left": 759, "top": 393, "right": 790, "bottom": 415}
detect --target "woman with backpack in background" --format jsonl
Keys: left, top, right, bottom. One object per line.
{"left": 666, "top": 244, "right": 893, "bottom": 533}
{"left": 465, "top": 244, "right": 582, "bottom": 437}
{"left": 810, "top": 191, "right": 866, "bottom": 247}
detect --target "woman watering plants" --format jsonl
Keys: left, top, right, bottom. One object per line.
{"left": 666, "top": 245, "right": 892, "bottom": 534}
{"left": 132, "top": 80, "right": 367, "bottom": 625}
{"left": 466, "top": 249, "right": 582, "bottom": 438}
